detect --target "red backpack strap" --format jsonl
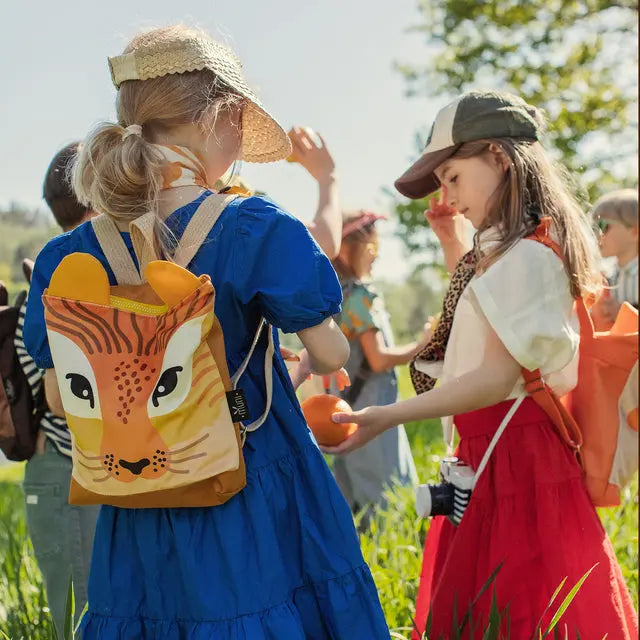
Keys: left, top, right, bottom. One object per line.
{"left": 522, "top": 218, "right": 585, "bottom": 462}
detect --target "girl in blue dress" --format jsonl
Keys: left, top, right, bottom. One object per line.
{"left": 24, "top": 25, "right": 390, "bottom": 639}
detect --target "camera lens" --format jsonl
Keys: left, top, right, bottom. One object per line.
{"left": 415, "top": 482, "right": 455, "bottom": 518}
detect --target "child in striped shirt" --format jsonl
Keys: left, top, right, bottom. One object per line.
{"left": 20, "top": 142, "right": 99, "bottom": 637}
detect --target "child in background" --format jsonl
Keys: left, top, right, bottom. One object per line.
{"left": 19, "top": 143, "right": 99, "bottom": 637}
{"left": 591, "top": 189, "right": 638, "bottom": 328}
{"left": 326, "top": 91, "right": 637, "bottom": 638}
{"left": 24, "top": 25, "right": 390, "bottom": 639}
{"left": 329, "top": 210, "right": 424, "bottom": 516}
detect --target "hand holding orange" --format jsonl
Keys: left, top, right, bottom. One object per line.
{"left": 301, "top": 394, "right": 358, "bottom": 446}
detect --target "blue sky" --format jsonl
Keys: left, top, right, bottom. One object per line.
{"left": 1, "top": 0, "right": 447, "bottom": 281}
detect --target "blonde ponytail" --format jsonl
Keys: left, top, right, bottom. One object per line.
{"left": 73, "top": 122, "right": 165, "bottom": 222}
{"left": 72, "top": 25, "right": 244, "bottom": 259}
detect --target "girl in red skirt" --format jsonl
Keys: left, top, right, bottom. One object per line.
{"left": 324, "top": 90, "right": 638, "bottom": 639}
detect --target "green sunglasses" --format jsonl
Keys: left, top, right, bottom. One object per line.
{"left": 596, "top": 218, "right": 615, "bottom": 233}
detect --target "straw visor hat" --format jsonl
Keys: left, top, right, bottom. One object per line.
{"left": 108, "top": 28, "right": 291, "bottom": 163}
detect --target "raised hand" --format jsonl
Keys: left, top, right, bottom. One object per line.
{"left": 425, "top": 186, "right": 464, "bottom": 244}
{"left": 287, "top": 127, "right": 336, "bottom": 183}
{"left": 425, "top": 186, "right": 470, "bottom": 272}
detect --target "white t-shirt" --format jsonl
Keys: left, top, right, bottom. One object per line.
{"left": 415, "top": 230, "right": 580, "bottom": 445}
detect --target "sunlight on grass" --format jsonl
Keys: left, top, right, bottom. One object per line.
{"left": 0, "top": 368, "right": 636, "bottom": 638}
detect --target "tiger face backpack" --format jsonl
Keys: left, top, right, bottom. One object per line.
{"left": 42, "top": 193, "right": 274, "bottom": 508}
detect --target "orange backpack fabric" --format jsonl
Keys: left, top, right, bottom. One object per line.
{"left": 522, "top": 219, "right": 638, "bottom": 507}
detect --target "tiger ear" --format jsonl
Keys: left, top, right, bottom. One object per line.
{"left": 48, "top": 254, "right": 110, "bottom": 305}
{"left": 145, "top": 261, "right": 202, "bottom": 307}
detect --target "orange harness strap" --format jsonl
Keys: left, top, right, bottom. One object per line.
{"left": 522, "top": 218, "right": 585, "bottom": 464}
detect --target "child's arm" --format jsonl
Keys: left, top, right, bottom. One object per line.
{"left": 322, "top": 322, "right": 520, "bottom": 454}
{"left": 297, "top": 317, "right": 349, "bottom": 375}
{"left": 308, "top": 171, "right": 340, "bottom": 259}
{"left": 359, "top": 324, "right": 432, "bottom": 373}
{"left": 288, "top": 127, "right": 341, "bottom": 259}
{"left": 286, "top": 348, "right": 350, "bottom": 392}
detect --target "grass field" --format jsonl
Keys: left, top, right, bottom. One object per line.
{"left": 0, "top": 374, "right": 637, "bottom": 638}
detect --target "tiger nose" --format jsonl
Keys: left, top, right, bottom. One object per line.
{"left": 118, "top": 458, "right": 151, "bottom": 475}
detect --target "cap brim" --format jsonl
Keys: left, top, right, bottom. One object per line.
{"left": 394, "top": 146, "right": 458, "bottom": 199}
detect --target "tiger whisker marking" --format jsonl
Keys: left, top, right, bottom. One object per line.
{"left": 168, "top": 452, "right": 207, "bottom": 464}
{"left": 167, "top": 468, "right": 190, "bottom": 474}
{"left": 167, "top": 433, "right": 210, "bottom": 455}
{"left": 78, "top": 461, "right": 104, "bottom": 471}
{"left": 75, "top": 445, "right": 103, "bottom": 460}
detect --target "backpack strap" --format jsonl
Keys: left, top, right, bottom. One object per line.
{"left": 128, "top": 211, "right": 159, "bottom": 278}
{"left": 526, "top": 217, "right": 596, "bottom": 337}
{"left": 523, "top": 217, "right": 585, "bottom": 461}
{"left": 521, "top": 368, "right": 583, "bottom": 455}
{"left": 93, "top": 193, "right": 238, "bottom": 282}
{"left": 128, "top": 192, "right": 239, "bottom": 274}
{"left": 172, "top": 192, "right": 275, "bottom": 439}
{"left": 173, "top": 193, "right": 238, "bottom": 268}
{"left": 472, "top": 395, "right": 526, "bottom": 488}
{"left": 91, "top": 215, "right": 143, "bottom": 285}
{"left": 94, "top": 196, "right": 274, "bottom": 440}
{"left": 464, "top": 219, "right": 594, "bottom": 479}
{"left": 230, "top": 319, "right": 275, "bottom": 441}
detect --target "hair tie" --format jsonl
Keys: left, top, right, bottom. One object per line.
{"left": 122, "top": 124, "right": 143, "bottom": 140}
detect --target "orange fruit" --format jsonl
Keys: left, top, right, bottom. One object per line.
{"left": 301, "top": 394, "right": 358, "bottom": 446}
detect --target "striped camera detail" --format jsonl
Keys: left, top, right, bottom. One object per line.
{"left": 450, "top": 488, "right": 472, "bottom": 526}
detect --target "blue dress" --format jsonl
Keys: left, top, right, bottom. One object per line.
{"left": 25, "top": 193, "right": 390, "bottom": 640}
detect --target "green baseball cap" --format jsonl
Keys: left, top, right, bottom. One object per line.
{"left": 395, "top": 90, "right": 544, "bottom": 199}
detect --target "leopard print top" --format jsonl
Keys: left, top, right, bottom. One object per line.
{"left": 410, "top": 250, "right": 478, "bottom": 394}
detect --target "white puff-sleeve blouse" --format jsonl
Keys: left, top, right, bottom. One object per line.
{"left": 415, "top": 230, "right": 580, "bottom": 443}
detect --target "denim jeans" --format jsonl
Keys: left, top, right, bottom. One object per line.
{"left": 22, "top": 438, "right": 99, "bottom": 637}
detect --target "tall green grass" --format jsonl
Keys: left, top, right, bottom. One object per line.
{"left": 0, "top": 417, "right": 637, "bottom": 639}
{"left": 0, "top": 482, "right": 56, "bottom": 639}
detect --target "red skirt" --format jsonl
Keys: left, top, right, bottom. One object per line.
{"left": 412, "top": 398, "right": 637, "bottom": 640}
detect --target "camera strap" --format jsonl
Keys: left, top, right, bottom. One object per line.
{"left": 472, "top": 394, "right": 526, "bottom": 488}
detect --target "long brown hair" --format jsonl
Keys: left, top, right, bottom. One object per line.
{"left": 452, "top": 139, "right": 601, "bottom": 298}
{"left": 332, "top": 212, "right": 377, "bottom": 281}
{"left": 72, "top": 25, "right": 243, "bottom": 255}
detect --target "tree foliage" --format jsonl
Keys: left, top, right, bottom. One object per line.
{"left": 393, "top": 0, "right": 638, "bottom": 262}
{"left": 0, "top": 206, "right": 55, "bottom": 300}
